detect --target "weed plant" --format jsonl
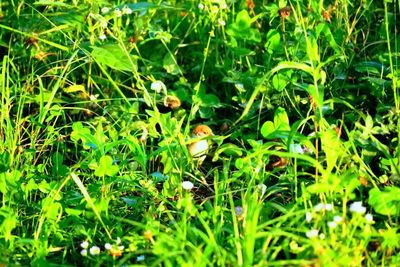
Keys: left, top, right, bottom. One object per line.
{"left": 1, "top": 0, "right": 400, "bottom": 266}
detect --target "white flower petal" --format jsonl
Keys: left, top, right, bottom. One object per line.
{"left": 289, "top": 144, "right": 304, "bottom": 154}
{"left": 182, "top": 181, "right": 194, "bottom": 190}
{"left": 327, "top": 221, "right": 337, "bottom": 228}
{"left": 314, "top": 203, "right": 325, "bottom": 212}
{"left": 365, "top": 213, "right": 373, "bottom": 223}
{"left": 89, "top": 246, "right": 101, "bottom": 255}
{"left": 80, "top": 249, "right": 87, "bottom": 256}
{"left": 306, "top": 229, "right": 319, "bottom": 238}
{"left": 349, "top": 201, "right": 366, "bottom": 214}
{"left": 80, "top": 241, "right": 89, "bottom": 249}
{"left": 101, "top": 7, "right": 110, "bottom": 14}
{"left": 150, "top": 81, "right": 165, "bottom": 93}
{"left": 306, "top": 211, "right": 312, "bottom": 222}
{"left": 333, "top": 215, "right": 343, "bottom": 223}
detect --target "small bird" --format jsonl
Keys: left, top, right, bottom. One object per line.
{"left": 188, "top": 125, "right": 213, "bottom": 165}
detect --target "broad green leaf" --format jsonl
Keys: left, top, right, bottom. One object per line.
{"left": 316, "top": 23, "right": 341, "bottom": 54}
{"left": 65, "top": 208, "right": 83, "bottom": 216}
{"left": 369, "top": 187, "right": 400, "bottom": 216}
{"left": 307, "top": 35, "right": 320, "bottom": 64}
{"left": 51, "top": 152, "right": 69, "bottom": 177}
{"left": 265, "top": 29, "right": 281, "bottom": 54}
{"left": 201, "top": 94, "right": 220, "bottom": 107}
{"left": 321, "top": 127, "right": 344, "bottom": 173}
{"left": 227, "top": 10, "right": 261, "bottom": 43}
{"left": 91, "top": 44, "right": 135, "bottom": 72}
{"left": 163, "top": 53, "right": 181, "bottom": 75}
{"left": 63, "top": 84, "right": 86, "bottom": 93}
{"left": 34, "top": 0, "right": 72, "bottom": 7}
{"left": 94, "top": 155, "right": 119, "bottom": 177}
{"left": 213, "top": 143, "right": 243, "bottom": 161}
{"left": 125, "top": 2, "right": 158, "bottom": 12}
{"left": 235, "top": 10, "right": 252, "bottom": 29}
{"left": 121, "top": 197, "right": 138, "bottom": 206}
{"left": 71, "top": 122, "right": 99, "bottom": 150}
{"left": 0, "top": 207, "right": 18, "bottom": 242}
{"left": 274, "top": 107, "right": 290, "bottom": 131}
{"left": 261, "top": 121, "right": 275, "bottom": 138}
{"left": 354, "top": 61, "right": 389, "bottom": 76}
{"left": 279, "top": 0, "right": 287, "bottom": 8}
{"left": 272, "top": 72, "right": 289, "bottom": 91}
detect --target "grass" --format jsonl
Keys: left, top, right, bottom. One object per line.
{"left": 1, "top": 0, "right": 400, "bottom": 266}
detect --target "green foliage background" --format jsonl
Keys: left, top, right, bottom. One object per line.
{"left": 1, "top": 0, "right": 400, "bottom": 266}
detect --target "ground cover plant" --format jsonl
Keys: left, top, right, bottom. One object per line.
{"left": 0, "top": 0, "right": 400, "bottom": 266}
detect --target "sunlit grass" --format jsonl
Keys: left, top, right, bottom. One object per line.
{"left": 0, "top": 0, "right": 399, "bottom": 266}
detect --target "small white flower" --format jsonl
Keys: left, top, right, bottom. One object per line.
{"left": 218, "top": 19, "right": 226, "bottom": 26}
{"left": 349, "top": 201, "right": 366, "bottom": 214}
{"left": 333, "top": 215, "right": 343, "bottom": 223}
{"left": 306, "top": 211, "right": 312, "bottom": 222}
{"left": 325, "top": 203, "right": 333, "bottom": 211}
{"left": 319, "top": 233, "right": 325, "bottom": 240}
{"left": 89, "top": 246, "right": 101, "bottom": 255}
{"left": 150, "top": 80, "right": 165, "bottom": 94}
{"left": 80, "top": 241, "right": 89, "bottom": 249}
{"left": 116, "top": 237, "right": 122, "bottom": 244}
{"left": 114, "top": 8, "right": 122, "bottom": 17}
{"left": 235, "top": 83, "right": 245, "bottom": 91}
{"left": 198, "top": 3, "right": 205, "bottom": 10}
{"left": 327, "top": 221, "right": 337, "bottom": 229}
{"left": 118, "top": 245, "right": 125, "bottom": 250}
{"left": 365, "top": 213, "right": 373, "bottom": 223}
{"left": 137, "top": 255, "right": 145, "bottom": 261}
{"left": 314, "top": 203, "right": 325, "bottom": 212}
{"left": 100, "top": 20, "right": 108, "bottom": 28}
{"left": 257, "top": 184, "right": 267, "bottom": 198}
{"left": 235, "top": 206, "right": 243, "bottom": 216}
{"left": 80, "top": 249, "right": 88, "bottom": 256}
{"left": 182, "top": 181, "right": 194, "bottom": 190}
{"left": 122, "top": 6, "right": 133, "bottom": 15}
{"left": 221, "top": 3, "right": 228, "bottom": 9}
{"left": 105, "top": 243, "right": 112, "bottom": 250}
{"left": 306, "top": 229, "right": 319, "bottom": 239}
{"left": 101, "top": 7, "right": 110, "bottom": 14}
{"left": 289, "top": 143, "right": 304, "bottom": 154}
{"left": 99, "top": 34, "right": 107, "bottom": 41}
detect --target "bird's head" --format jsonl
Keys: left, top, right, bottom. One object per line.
{"left": 192, "top": 125, "right": 213, "bottom": 137}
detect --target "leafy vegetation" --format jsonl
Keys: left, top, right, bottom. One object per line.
{"left": 1, "top": 0, "right": 400, "bottom": 266}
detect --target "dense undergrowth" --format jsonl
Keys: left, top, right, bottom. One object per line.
{"left": 1, "top": 0, "right": 400, "bottom": 266}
